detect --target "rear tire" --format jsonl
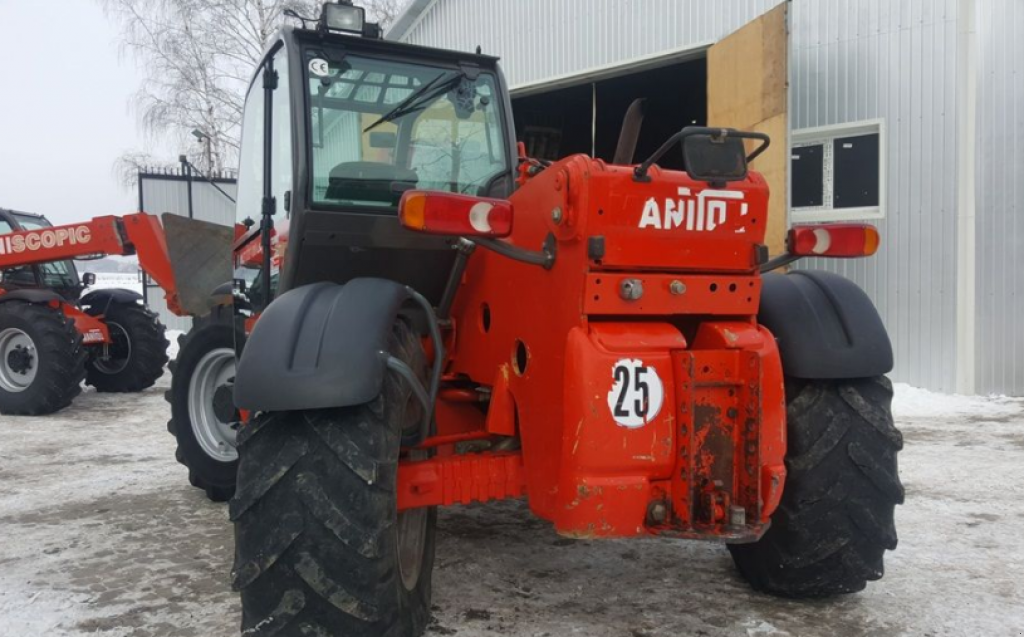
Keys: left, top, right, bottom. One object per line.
{"left": 729, "top": 376, "right": 904, "bottom": 597}
{"left": 0, "top": 301, "right": 86, "bottom": 415}
{"left": 167, "top": 306, "right": 244, "bottom": 502}
{"left": 85, "top": 302, "right": 169, "bottom": 392}
{"left": 231, "top": 320, "right": 435, "bottom": 637}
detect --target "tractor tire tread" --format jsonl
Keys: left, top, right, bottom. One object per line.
{"left": 0, "top": 301, "right": 85, "bottom": 415}
{"left": 729, "top": 376, "right": 902, "bottom": 598}
{"left": 232, "top": 320, "right": 433, "bottom": 637}
{"left": 166, "top": 306, "right": 241, "bottom": 503}
{"left": 85, "top": 303, "right": 169, "bottom": 392}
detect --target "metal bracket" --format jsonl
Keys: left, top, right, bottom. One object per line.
{"left": 471, "top": 232, "right": 557, "bottom": 270}
{"left": 759, "top": 253, "right": 800, "bottom": 273}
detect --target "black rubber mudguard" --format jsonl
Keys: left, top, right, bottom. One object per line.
{"left": 759, "top": 270, "right": 893, "bottom": 379}
{"left": 80, "top": 288, "right": 143, "bottom": 313}
{"left": 233, "top": 278, "right": 411, "bottom": 412}
{"left": 0, "top": 289, "right": 63, "bottom": 304}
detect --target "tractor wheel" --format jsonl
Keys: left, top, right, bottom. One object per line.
{"left": 167, "top": 307, "right": 244, "bottom": 502}
{"left": 0, "top": 301, "right": 86, "bottom": 415}
{"left": 231, "top": 319, "right": 435, "bottom": 637}
{"left": 85, "top": 302, "right": 169, "bottom": 392}
{"left": 729, "top": 376, "right": 904, "bottom": 598}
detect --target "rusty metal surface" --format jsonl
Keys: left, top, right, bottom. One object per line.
{"left": 161, "top": 214, "right": 233, "bottom": 317}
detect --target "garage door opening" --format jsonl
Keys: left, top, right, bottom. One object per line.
{"left": 511, "top": 57, "right": 707, "bottom": 170}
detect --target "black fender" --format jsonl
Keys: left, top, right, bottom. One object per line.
{"left": 758, "top": 270, "right": 893, "bottom": 379}
{"left": 234, "top": 279, "right": 413, "bottom": 412}
{"left": 79, "top": 288, "right": 143, "bottom": 315}
{"left": 0, "top": 289, "right": 63, "bottom": 304}
{"left": 210, "top": 281, "right": 233, "bottom": 297}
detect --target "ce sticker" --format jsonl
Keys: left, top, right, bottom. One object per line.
{"left": 607, "top": 359, "right": 664, "bottom": 429}
{"left": 309, "top": 58, "right": 330, "bottom": 77}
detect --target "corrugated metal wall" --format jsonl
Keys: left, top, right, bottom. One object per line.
{"left": 399, "top": 0, "right": 780, "bottom": 88}
{"left": 398, "top": 0, "right": 1024, "bottom": 394}
{"left": 140, "top": 177, "right": 238, "bottom": 227}
{"left": 792, "top": 0, "right": 961, "bottom": 392}
{"left": 975, "top": 0, "right": 1023, "bottom": 395}
{"left": 139, "top": 175, "right": 237, "bottom": 332}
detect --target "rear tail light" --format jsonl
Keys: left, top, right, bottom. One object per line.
{"left": 399, "top": 191, "right": 513, "bottom": 238}
{"left": 788, "top": 224, "right": 880, "bottom": 258}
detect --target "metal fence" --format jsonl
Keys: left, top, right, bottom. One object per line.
{"left": 137, "top": 168, "right": 237, "bottom": 333}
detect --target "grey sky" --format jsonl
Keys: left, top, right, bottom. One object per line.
{"left": 0, "top": 1, "right": 172, "bottom": 225}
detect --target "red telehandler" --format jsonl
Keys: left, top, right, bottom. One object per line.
{"left": 0, "top": 208, "right": 231, "bottom": 415}
{"left": 215, "top": 5, "right": 904, "bottom": 636}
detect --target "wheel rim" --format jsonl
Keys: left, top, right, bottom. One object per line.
{"left": 0, "top": 327, "right": 38, "bottom": 393}
{"left": 397, "top": 389, "right": 429, "bottom": 590}
{"left": 92, "top": 321, "right": 132, "bottom": 375}
{"left": 188, "top": 348, "right": 239, "bottom": 462}
{"left": 397, "top": 479, "right": 428, "bottom": 590}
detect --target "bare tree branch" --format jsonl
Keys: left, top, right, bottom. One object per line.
{"left": 101, "top": 0, "right": 407, "bottom": 179}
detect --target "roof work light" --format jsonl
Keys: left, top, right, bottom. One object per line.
{"left": 321, "top": 2, "right": 366, "bottom": 34}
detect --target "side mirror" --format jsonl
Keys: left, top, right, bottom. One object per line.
{"left": 633, "top": 127, "right": 770, "bottom": 182}
{"left": 81, "top": 272, "right": 96, "bottom": 287}
{"left": 682, "top": 133, "right": 748, "bottom": 183}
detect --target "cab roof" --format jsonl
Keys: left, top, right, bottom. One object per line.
{"left": 286, "top": 24, "right": 500, "bottom": 64}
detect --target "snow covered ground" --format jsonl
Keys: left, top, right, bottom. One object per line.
{"left": 1, "top": 380, "right": 1023, "bottom": 636}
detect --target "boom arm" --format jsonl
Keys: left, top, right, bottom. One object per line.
{"left": 0, "top": 213, "right": 184, "bottom": 315}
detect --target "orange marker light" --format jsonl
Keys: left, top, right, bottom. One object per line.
{"left": 401, "top": 192, "right": 428, "bottom": 231}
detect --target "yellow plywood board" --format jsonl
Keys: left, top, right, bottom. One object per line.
{"left": 707, "top": 3, "right": 789, "bottom": 254}
{"left": 752, "top": 113, "right": 788, "bottom": 255}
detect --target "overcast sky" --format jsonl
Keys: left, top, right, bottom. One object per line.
{"left": 0, "top": 1, "right": 173, "bottom": 225}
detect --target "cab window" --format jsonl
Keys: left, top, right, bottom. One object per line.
{"left": 305, "top": 52, "right": 509, "bottom": 211}
{"left": 236, "top": 45, "right": 293, "bottom": 227}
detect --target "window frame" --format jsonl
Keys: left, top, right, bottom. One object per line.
{"left": 790, "top": 118, "right": 886, "bottom": 223}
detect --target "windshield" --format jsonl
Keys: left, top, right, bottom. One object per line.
{"left": 305, "top": 51, "right": 509, "bottom": 210}
{"left": 5, "top": 214, "right": 80, "bottom": 289}
{"left": 10, "top": 214, "right": 48, "bottom": 231}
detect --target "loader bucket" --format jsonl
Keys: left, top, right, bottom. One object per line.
{"left": 161, "top": 213, "right": 234, "bottom": 317}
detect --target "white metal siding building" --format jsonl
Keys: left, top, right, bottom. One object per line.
{"left": 390, "top": 0, "right": 1021, "bottom": 395}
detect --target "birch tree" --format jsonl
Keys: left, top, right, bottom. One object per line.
{"left": 103, "top": 0, "right": 405, "bottom": 176}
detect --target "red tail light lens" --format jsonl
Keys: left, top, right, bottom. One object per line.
{"left": 399, "top": 191, "right": 513, "bottom": 238}
{"left": 788, "top": 224, "right": 880, "bottom": 258}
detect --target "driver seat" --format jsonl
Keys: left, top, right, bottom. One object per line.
{"left": 325, "top": 161, "right": 418, "bottom": 206}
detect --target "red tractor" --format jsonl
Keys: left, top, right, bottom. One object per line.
{"left": 0, "top": 208, "right": 233, "bottom": 418}
{"left": 194, "top": 5, "right": 903, "bottom": 636}
{"left": 0, "top": 209, "right": 173, "bottom": 414}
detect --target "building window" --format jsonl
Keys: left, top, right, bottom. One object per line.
{"left": 790, "top": 119, "right": 885, "bottom": 222}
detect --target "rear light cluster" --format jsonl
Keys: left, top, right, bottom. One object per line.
{"left": 788, "top": 224, "right": 880, "bottom": 258}
{"left": 399, "top": 191, "right": 513, "bottom": 238}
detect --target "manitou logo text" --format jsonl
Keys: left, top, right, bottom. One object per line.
{"left": 639, "top": 187, "right": 749, "bottom": 232}
{"left": 0, "top": 226, "right": 92, "bottom": 255}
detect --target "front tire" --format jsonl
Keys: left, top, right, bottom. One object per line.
{"left": 85, "top": 301, "right": 169, "bottom": 392}
{"left": 0, "top": 301, "right": 86, "bottom": 415}
{"left": 167, "top": 307, "right": 244, "bottom": 502}
{"left": 231, "top": 320, "right": 435, "bottom": 637}
{"left": 729, "top": 376, "right": 904, "bottom": 598}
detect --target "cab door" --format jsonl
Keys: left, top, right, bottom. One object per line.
{"left": 707, "top": 3, "right": 790, "bottom": 255}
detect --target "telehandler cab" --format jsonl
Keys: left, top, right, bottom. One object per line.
{"left": 219, "top": 4, "right": 903, "bottom": 636}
